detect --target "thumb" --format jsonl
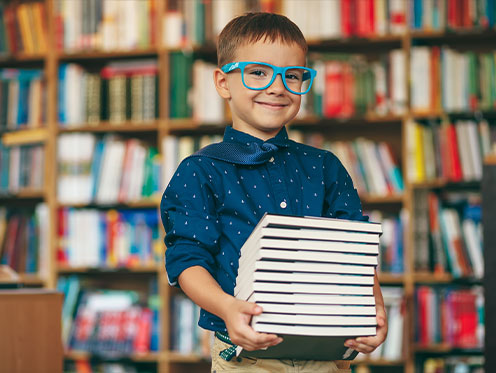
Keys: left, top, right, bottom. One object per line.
{"left": 377, "top": 315, "right": 386, "bottom": 327}
{"left": 242, "top": 302, "right": 263, "bottom": 315}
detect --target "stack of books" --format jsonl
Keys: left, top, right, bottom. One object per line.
{"left": 235, "top": 213, "right": 382, "bottom": 361}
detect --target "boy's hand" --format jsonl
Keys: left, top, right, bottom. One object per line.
{"left": 344, "top": 302, "right": 388, "bottom": 354}
{"left": 222, "top": 297, "right": 283, "bottom": 351}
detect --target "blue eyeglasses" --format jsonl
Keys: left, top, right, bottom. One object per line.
{"left": 221, "top": 61, "right": 317, "bottom": 95}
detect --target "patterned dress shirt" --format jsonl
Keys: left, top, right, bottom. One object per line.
{"left": 161, "top": 126, "right": 367, "bottom": 332}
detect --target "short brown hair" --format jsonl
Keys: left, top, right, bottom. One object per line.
{"left": 217, "top": 12, "right": 308, "bottom": 67}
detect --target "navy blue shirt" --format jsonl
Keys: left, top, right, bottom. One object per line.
{"left": 160, "top": 126, "right": 367, "bottom": 332}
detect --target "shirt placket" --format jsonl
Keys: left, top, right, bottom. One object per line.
{"left": 266, "top": 153, "right": 293, "bottom": 214}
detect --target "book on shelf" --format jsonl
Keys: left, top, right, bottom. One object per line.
{"left": 57, "top": 133, "right": 161, "bottom": 205}
{"left": 293, "top": 132, "right": 404, "bottom": 198}
{"left": 0, "top": 69, "right": 45, "bottom": 130}
{"left": 234, "top": 213, "right": 381, "bottom": 361}
{"left": 59, "top": 60, "right": 158, "bottom": 127}
{"left": 367, "top": 209, "right": 405, "bottom": 274}
{"left": 0, "top": 204, "right": 49, "bottom": 277}
{"left": 57, "top": 207, "right": 161, "bottom": 268}
{"left": 406, "top": 119, "right": 496, "bottom": 184}
{"left": 415, "top": 286, "right": 484, "bottom": 349}
{"left": 0, "top": 2, "right": 48, "bottom": 56}
{"left": 307, "top": 50, "right": 406, "bottom": 119}
{"left": 55, "top": 0, "right": 156, "bottom": 52}
{"left": 65, "top": 287, "right": 159, "bottom": 355}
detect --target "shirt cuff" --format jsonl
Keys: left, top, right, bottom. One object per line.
{"left": 165, "top": 242, "right": 217, "bottom": 287}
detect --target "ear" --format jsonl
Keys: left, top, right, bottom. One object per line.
{"left": 213, "top": 68, "right": 231, "bottom": 100}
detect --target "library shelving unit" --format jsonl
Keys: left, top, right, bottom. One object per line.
{"left": 482, "top": 154, "right": 496, "bottom": 373}
{"left": 2, "top": 0, "right": 493, "bottom": 372}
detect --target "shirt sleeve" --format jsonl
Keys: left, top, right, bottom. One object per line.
{"left": 323, "top": 151, "right": 368, "bottom": 222}
{"left": 160, "top": 159, "right": 221, "bottom": 286}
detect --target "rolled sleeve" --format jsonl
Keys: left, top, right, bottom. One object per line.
{"left": 160, "top": 159, "right": 221, "bottom": 286}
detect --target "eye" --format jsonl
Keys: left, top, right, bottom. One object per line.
{"left": 248, "top": 69, "right": 268, "bottom": 77}
{"left": 285, "top": 73, "right": 300, "bottom": 81}
{"left": 285, "top": 69, "right": 303, "bottom": 81}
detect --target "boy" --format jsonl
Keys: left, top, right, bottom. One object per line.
{"left": 161, "top": 12, "right": 387, "bottom": 372}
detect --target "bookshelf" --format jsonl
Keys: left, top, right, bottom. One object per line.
{"left": 0, "top": 0, "right": 493, "bottom": 372}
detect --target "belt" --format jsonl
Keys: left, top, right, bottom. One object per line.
{"left": 215, "top": 331, "right": 238, "bottom": 361}
{"left": 214, "top": 331, "right": 352, "bottom": 368}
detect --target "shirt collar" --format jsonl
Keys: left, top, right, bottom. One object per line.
{"left": 223, "top": 126, "right": 291, "bottom": 149}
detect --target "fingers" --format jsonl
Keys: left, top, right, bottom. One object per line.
{"left": 233, "top": 331, "right": 283, "bottom": 351}
{"left": 343, "top": 317, "right": 388, "bottom": 354}
{"left": 345, "top": 336, "right": 380, "bottom": 354}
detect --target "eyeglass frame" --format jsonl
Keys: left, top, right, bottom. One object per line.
{"left": 220, "top": 61, "right": 317, "bottom": 95}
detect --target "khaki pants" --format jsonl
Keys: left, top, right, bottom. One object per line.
{"left": 211, "top": 338, "right": 352, "bottom": 373}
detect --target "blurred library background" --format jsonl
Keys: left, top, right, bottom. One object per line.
{"left": 0, "top": 0, "right": 494, "bottom": 372}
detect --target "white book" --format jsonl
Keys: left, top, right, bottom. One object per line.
{"left": 252, "top": 313, "right": 377, "bottom": 327}
{"left": 236, "top": 281, "right": 373, "bottom": 301}
{"left": 410, "top": 47, "right": 431, "bottom": 113}
{"left": 466, "top": 120, "right": 483, "bottom": 180}
{"left": 162, "top": 135, "right": 178, "bottom": 188}
{"left": 243, "top": 237, "right": 379, "bottom": 256}
{"left": 319, "top": 0, "right": 341, "bottom": 39}
{"left": 251, "top": 323, "right": 376, "bottom": 337}
{"left": 247, "top": 292, "right": 376, "bottom": 305}
{"left": 236, "top": 271, "right": 374, "bottom": 292}
{"left": 455, "top": 122, "right": 474, "bottom": 180}
{"left": 390, "top": 49, "right": 407, "bottom": 115}
{"left": 241, "top": 260, "right": 375, "bottom": 276}
{"left": 241, "top": 228, "right": 380, "bottom": 262}
{"left": 255, "top": 303, "right": 376, "bottom": 316}
{"left": 382, "top": 302, "right": 403, "bottom": 360}
{"left": 249, "top": 213, "right": 382, "bottom": 233}
{"left": 239, "top": 249, "right": 378, "bottom": 272}
{"left": 462, "top": 219, "right": 483, "bottom": 279}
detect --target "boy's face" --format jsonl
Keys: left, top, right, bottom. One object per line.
{"left": 214, "top": 40, "right": 306, "bottom": 140}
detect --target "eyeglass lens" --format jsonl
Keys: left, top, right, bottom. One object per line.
{"left": 242, "top": 64, "right": 311, "bottom": 93}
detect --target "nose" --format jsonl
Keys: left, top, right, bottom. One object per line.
{"left": 266, "top": 73, "right": 286, "bottom": 94}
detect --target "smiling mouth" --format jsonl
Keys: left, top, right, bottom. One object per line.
{"left": 256, "top": 101, "right": 288, "bottom": 109}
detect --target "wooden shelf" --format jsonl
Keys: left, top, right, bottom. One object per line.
{"left": 0, "top": 53, "right": 45, "bottom": 63}
{"left": 57, "top": 198, "right": 160, "bottom": 209}
{"left": 414, "top": 272, "right": 453, "bottom": 283}
{"left": 410, "top": 110, "right": 496, "bottom": 120}
{"left": 167, "top": 118, "right": 227, "bottom": 133}
{"left": 58, "top": 121, "right": 160, "bottom": 133}
{"left": 352, "top": 358, "right": 405, "bottom": 366}
{"left": 410, "top": 179, "right": 481, "bottom": 190}
{"left": 307, "top": 34, "right": 403, "bottom": 51}
{"left": 361, "top": 194, "right": 404, "bottom": 204}
{"left": 65, "top": 350, "right": 164, "bottom": 362}
{"left": 18, "top": 273, "right": 46, "bottom": 286}
{"left": 378, "top": 273, "right": 405, "bottom": 284}
{"left": 1, "top": 128, "right": 48, "bottom": 146}
{"left": 414, "top": 272, "right": 482, "bottom": 285}
{"left": 57, "top": 265, "right": 163, "bottom": 274}
{"left": 485, "top": 154, "right": 496, "bottom": 165}
{"left": 413, "top": 343, "right": 483, "bottom": 354}
{"left": 57, "top": 48, "right": 159, "bottom": 61}
{"left": 408, "top": 29, "right": 496, "bottom": 42}
{"left": 0, "top": 189, "right": 45, "bottom": 199}
{"left": 291, "top": 114, "right": 403, "bottom": 128}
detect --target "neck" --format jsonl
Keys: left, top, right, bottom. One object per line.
{"left": 231, "top": 123, "right": 282, "bottom": 141}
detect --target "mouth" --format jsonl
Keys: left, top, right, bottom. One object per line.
{"left": 255, "top": 101, "right": 288, "bottom": 109}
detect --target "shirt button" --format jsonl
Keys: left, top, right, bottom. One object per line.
{"left": 280, "top": 201, "right": 287, "bottom": 209}
{"left": 269, "top": 157, "right": 275, "bottom": 162}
